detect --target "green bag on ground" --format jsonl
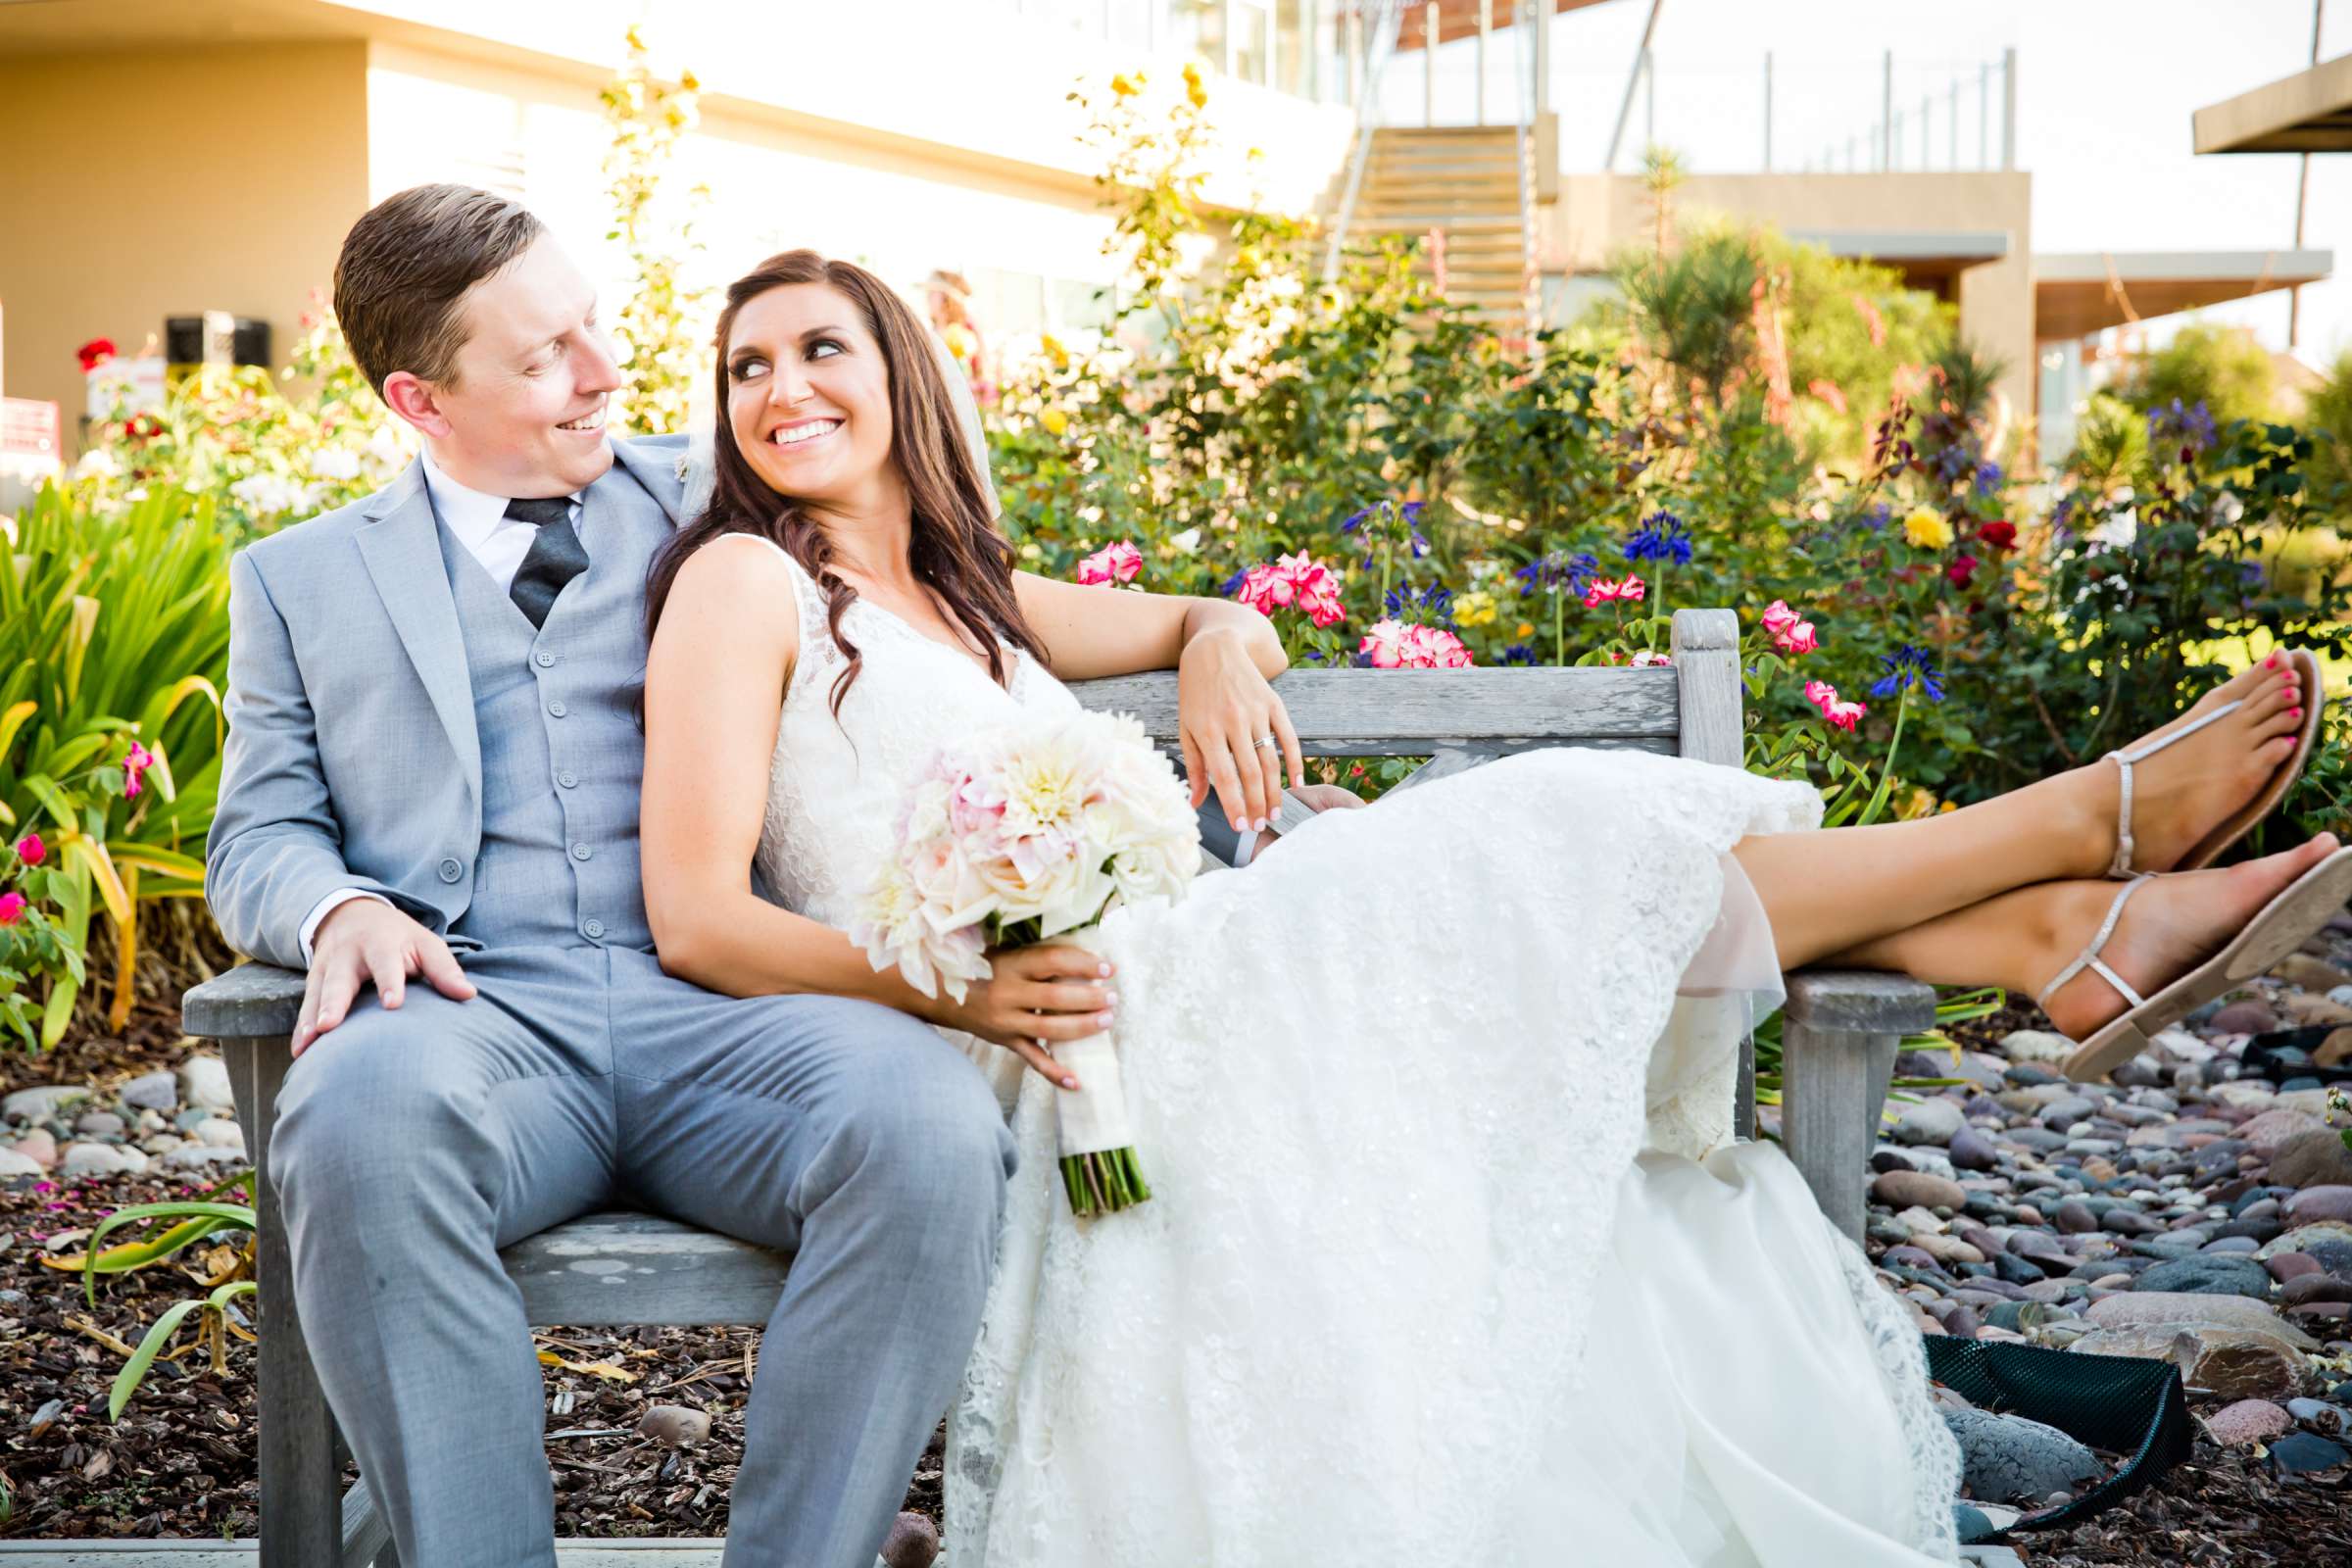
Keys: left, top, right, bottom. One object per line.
{"left": 1924, "top": 1336, "right": 2194, "bottom": 1544}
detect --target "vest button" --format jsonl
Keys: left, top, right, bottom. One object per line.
{"left": 547, "top": 699, "right": 567, "bottom": 718}
{"left": 558, "top": 770, "right": 579, "bottom": 789}
{"left": 535, "top": 652, "right": 557, "bottom": 668}
{"left": 570, "top": 842, "right": 593, "bottom": 862}
{"left": 437, "top": 858, "right": 463, "bottom": 883}
{"left": 582, "top": 918, "right": 606, "bottom": 940}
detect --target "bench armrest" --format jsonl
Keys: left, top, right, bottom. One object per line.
{"left": 182, "top": 962, "right": 308, "bottom": 1040}
{"left": 1784, "top": 968, "right": 1936, "bottom": 1036}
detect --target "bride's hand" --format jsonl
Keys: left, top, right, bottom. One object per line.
{"left": 931, "top": 944, "right": 1117, "bottom": 1091}
{"left": 1178, "top": 626, "right": 1304, "bottom": 837}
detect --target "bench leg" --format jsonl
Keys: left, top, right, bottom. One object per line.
{"left": 224, "top": 1034, "right": 347, "bottom": 1568}
{"left": 1778, "top": 1019, "right": 1898, "bottom": 1246}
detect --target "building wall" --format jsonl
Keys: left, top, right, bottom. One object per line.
{"left": 1544, "top": 171, "right": 2037, "bottom": 438}
{"left": 0, "top": 42, "right": 372, "bottom": 430}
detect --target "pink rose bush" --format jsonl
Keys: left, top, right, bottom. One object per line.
{"left": 1804, "top": 679, "right": 1868, "bottom": 732}
{"left": 1237, "top": 551, "right": 1347, "bottom": 628}
{"left": 1760, "top": 600, "right": 1819, "bottom": 657}
{"left": 1077, "top": 540, "right": 1143, "bottom": 586}
{"left": 1582, "top": 574, "right": 1646, "bottom": 609}
{"left": 1358, "top": 618, "right": 1473, "bottom": 669}
{"left": 850, "top": 710, "right": 1201, "bottom": 1217}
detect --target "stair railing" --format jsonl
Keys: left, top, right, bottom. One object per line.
{"left": 1321, "top": 0, "right": 1407, "bottom": 285}
{"left": 1509, "top": 0, "right": 1541, "bottom": 346}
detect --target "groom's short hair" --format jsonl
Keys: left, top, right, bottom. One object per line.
{"left": 335, "top": 183, "right": 545, "bottom": 398}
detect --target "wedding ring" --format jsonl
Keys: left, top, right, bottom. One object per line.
{"left": 1252, "top": 734, "right": 1278, "bottom": 751}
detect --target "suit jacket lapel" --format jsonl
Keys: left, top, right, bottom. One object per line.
{"left": 609, "top": 438, "right": 684, "bottom": 525}
{"left": 354, "top": 461, "right": 484, "bottom": 797}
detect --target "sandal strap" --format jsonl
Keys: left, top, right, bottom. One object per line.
{"left": 2035, "top": 873, "right": 2155, "bottom": 1010}
{"left": 2104, "top": 699, "right": 2243, "bottom": 877}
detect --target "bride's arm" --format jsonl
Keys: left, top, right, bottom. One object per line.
{"left": 641, "top": 539, "right": 1110, "bottom": 1090}
{"left": 1012, "top": 570, "right": 1302, "bottom": 836}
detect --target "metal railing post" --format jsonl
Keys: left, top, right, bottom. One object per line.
{"left": 1880, "top": 48, "right": 1892, "bottom": 171}
{"left": 1477, "top": 0, "right": 1492, "bottom": 125}
{"left": 1424, "top": 0, "right": 1437, "bottom": 125}
{"left": 2001, "top": 46, "right": 2017, "bottom": 170}
{"left": 1763, "top": 50, "right": 1773, "bottom": 171}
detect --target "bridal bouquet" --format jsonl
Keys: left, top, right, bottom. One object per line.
{"left": 849, "top": 710, "right": 1200, "bottom": 1217}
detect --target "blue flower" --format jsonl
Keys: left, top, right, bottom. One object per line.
{"left": 1220, "top": 566, "right": 1250, "bottom": 598}
{"left": 1341, "top": 507, "right": 1372, "bottom": 534}
{"left": 2239, "top": 558, "right": 2267, "bottom": 586}
{"left": 1869, "top": 643, "right": 1946, "bottom": 703}
{"left": 1623, "top": 511, "right": 1693, "bottom": 565}
{"left": 1500, "top": 644, "right": 1538, "bottom": 665}
{"left": 2146, "top": 398, "right": 2218, "bottom": 456}
{"left": 1515, "top": 550, "right": 1599, "bottom": 596}
{"left": 1972, "top": 460, "right": 2004, "bottom": 496}
{"left": 1860, "top": 503, "right": 1892, "bottom": 532}
{"left": 1383, "top": 582, "right": 1455, "bottom": 626}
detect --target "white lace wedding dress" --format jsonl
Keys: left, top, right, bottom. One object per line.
{"left": 744, "top": 541, "right": 1964, "bottom": 1567}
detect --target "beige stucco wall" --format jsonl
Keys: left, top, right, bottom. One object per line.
{"left": 1545, "top": 172, "right": 2036, "bottom": 438}
{"left": 0, "top": 41, "right": 371, "bottom": 434}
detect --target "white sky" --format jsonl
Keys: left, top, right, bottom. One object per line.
{"left": 1410, "top": 0, "right": 2350, "bottom": 367}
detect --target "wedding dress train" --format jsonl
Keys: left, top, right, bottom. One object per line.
{"left": 739, "top": 536, "right": 1963, "bottom": 1567}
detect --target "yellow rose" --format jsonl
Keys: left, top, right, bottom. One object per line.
{"left": 1111, "top": 74, "right": 1141, "bottom": 98}
{"left": 1902, "top": 509, "right": 1954, "bottom": 550}
{"left": 1455, "top": 590, "right": 1498, "bottom": 628}
{"left": 1040, "top": 332, "right": 1069, "bottom": 371}
{"left": 1183, "top": 62, "right": 1207, "bottom": 109}
{"left": 1040, "top": 408, "right": 1069, "bottom": 436}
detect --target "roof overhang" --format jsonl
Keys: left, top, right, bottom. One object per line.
{"left": 1785, "top": 227, "right": 2010, "bottom": 289}
{"left": 1390, "top": 0, "right": 1618, "bottom": 53}
{"left": 2192, "top": 51, "right": 2352, "bottom": 153}
{"left": 2034, "top": 249, "right": 2333, "bottom": 340}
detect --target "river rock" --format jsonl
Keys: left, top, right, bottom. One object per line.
{"left": 1892, "top": 1098, "right": 1966, "bottom": 1147}
{"left": 2204, "top": 1399, "right": 2294, "bottom": 1446}
{"left": 2241, "top": 1108, "right": 2330, "bottom": 1157}
{"left": 2257, "top": 1222, "right": 2352, "bottom": 1277}
{"left": 2287, "top": 1397, "right": 2346, "bottom": 1434}
{"left": 2269, "top": 1252, "right": 2325, "bottom": 1283}
{"left": 1949, "top": 1126, "right": 2003, "bottom": 1172}
{"left": 1915, "top": 1233, "right": 1986, "bottom": 1267}
{"left": 0, "top": 1149, "right": 43, "bottom": 1178}
{"left": 2274, "top": 953, "right": 2352, "bottom": 992}
{"left": 176, "top": 1054, "right": 235, "bottom": 1112}
{"left": 3, "top": 1085, "right": 89, "bottom": 1123}
{"left": 12, "top": 1129, "right": 57, "bottom": 1171}
{"left": 1942, "top": 1409, "right": 2101, "bottom": 1504}
{"left": 2208, "top": 1000, "right": 2280, "bottom": 1036}
{"left": 1998, "top": 1030, "right": 2075, "bottom": 1065}
{"left": 2071, "top": 1326, "right": 2306, "bottom": 1400}
{"left": 60, "top": 1142, "right": 147, "bottom": 1177}
{"left": 2282, "top": 1274, "right": 2352, "bottom": 1306}
{"left": 2270, "top": 1432, "right": 2351, "bottom": 1473}
{"left": 162, "top": 1146, "right": 249, "bottom": 1171}
{"left": 2269, "top": 1130, "right": 2352, "bottom": 1190}
{"left": 2055, "top": 1200, "right": 2100, "bottom": 1235}
{"left": 2082, "top": 1293, "right": 2319, "bottom": 1347}
{"left": 2285, "top": 1185, "right": 2352, "bottom": 1226}
{"left": 2279, "top": 993, "right": 2352, "bottom": 1027}
{"left": 120, "top": 1070, "right": 176, "bottom": 1112}
{"left": 71, "top": 1110, "right": 124, "bottom": 1139}
{"left": 194, "top": 1118, "right": 246, "bottom": 1152}
{"left": 880, "top": 1511, "right": 941, "bottom": 1568}
{"left": 1873, "top": 1170, "right": 1968, "bottom": 1211}
{"left": 636, "top": 1405, "right": 710, "bottom": 1447}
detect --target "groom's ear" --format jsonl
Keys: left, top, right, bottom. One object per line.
{"left": 382, "top": 370, "right": 452, "bottom": 441}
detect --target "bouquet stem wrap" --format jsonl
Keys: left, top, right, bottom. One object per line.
{"left": 1051, "top": 926, "right": 1150, "bottom": 1217}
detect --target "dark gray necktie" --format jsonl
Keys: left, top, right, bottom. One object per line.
{"left": 505, "top": 495, "right": 588, "bottom": 629}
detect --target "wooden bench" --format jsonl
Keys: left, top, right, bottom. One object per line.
{"left": 181, "top": 606, "right": 1934, "bottom": 1568}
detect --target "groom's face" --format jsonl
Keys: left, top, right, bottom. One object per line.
{"left": 414, "top": 236, "right": 622, "bottom": 500}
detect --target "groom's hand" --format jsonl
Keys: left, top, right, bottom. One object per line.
{"left": 1242, "top": 782, "right": 1365, "bottom": 861}
{"left": 294, "top": 899, "right": 478, "bottom": 1057}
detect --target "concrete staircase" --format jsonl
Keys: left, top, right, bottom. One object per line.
{"left": 1343, "top": 124, "right": 1534, "bottom": 334}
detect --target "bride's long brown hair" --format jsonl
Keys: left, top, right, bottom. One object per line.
{"left": 645, "top": 250, "right": 1046, "bottom": 715}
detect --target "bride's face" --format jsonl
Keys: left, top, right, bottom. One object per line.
{"left": 725, "top": 282, "right": 896, "bottom": 508}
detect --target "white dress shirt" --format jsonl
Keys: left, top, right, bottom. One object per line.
{"left": 296, "top": 452, "right": 582, "bottom": 960}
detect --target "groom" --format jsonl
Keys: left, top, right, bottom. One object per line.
{"left": 209, "top": 184, "right": 1349, "bottom": 1568}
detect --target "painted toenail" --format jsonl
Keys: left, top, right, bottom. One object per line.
{"left": 2291, "top": 708, "right": 2303, "bottom": 719}
{"left": 2267, "top": 655, "right": 2278, "bottom": 668}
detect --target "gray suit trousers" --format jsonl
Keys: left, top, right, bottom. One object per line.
{"left": 271, "top": 944, "right": 1016, "bottom": 1568}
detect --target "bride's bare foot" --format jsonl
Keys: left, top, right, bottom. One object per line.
{"left": 2036, "top": 834, "right": 2342, "bottom": 1041}
{"left": 2056, "top": 654, "right": 2310, "bottom": 879}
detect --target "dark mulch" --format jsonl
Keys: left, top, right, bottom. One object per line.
{"left": 0, "top": 1168, "right": 942, "bottom": 1543}
{"left": 2018, "top": 1426, "right": 2352, "bottom": 1566}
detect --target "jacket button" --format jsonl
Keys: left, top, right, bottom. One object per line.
{"left": 437, "top": 858, "right": 463, "bottom": 883}
{"left": 558, "top": 770, "right": 579, "bottom": 789}
{"left": 582, "top": 918, "right": 606, "bottom": 940}
{"left": 547, "top": 699, "right": 567, "bottom": 718}
{"left": 535, "top": 651, "right": 556, "bottom": 668}
{"left": 570, "top": 843, "right": 593, "bottom": 862}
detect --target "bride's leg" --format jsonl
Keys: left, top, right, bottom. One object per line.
{"left": 1776, "top": 836, "right": 2339, "bottom": 1037}
{"left": 1731, "top": 657, "right": 2309, "bottom": 965}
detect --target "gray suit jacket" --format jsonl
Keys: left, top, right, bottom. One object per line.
{"left": 208, "top": 431, "right": 1256, "bottom": 972}
{"left": 205, "top": 436, "right": 691, "bottom": 970}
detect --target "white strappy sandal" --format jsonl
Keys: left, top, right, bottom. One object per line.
{"left": 2053, "top": 846, "right": 2352, "bottom": 1082}
{"left": 2102, "top": 649, "right": 2323, "bottom": 878}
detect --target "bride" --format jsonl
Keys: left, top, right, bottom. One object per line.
{"left": 637, "top": 250, "right": 2340, "bottom": 1568}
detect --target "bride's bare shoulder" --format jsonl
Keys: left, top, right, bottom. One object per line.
{"left": 654, "top": 532, "right": 801, "bottom": 663}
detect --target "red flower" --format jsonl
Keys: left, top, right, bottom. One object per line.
{"left": 121, "top": 414, "right": 164, "bottom": 443}
{"left": 13, "top": 833, "right": 43, "bottom": 867}
{"left": 0, "top": 892, "right": 24, "bottom": 926}
{"left": 75, "top": 338, "right": 117, "bottom": 373}
{"left": 1977, "top": 520, "right": 2017, "bottom": 551}
{"left": 1945, "top": 554, "right": 1982, "bottom": 589}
